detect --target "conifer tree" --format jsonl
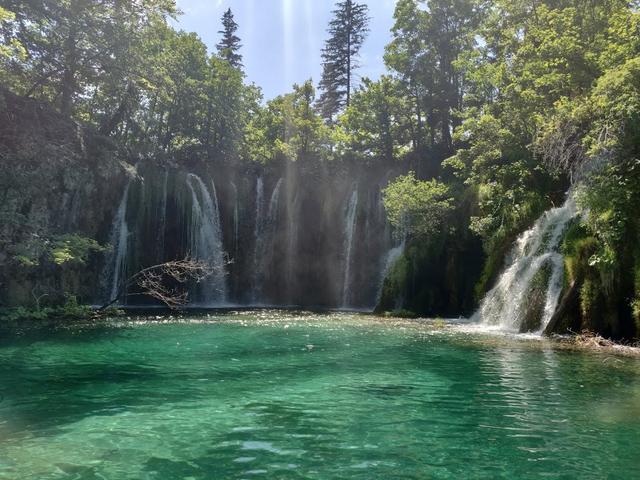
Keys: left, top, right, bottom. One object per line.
{"left": 216, "top": 8, "right": 242, "bottom": 69}
{"left": 318, "top": 0, "right": 370, "bottom": 122}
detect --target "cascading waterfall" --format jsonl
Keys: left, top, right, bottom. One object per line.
{"left": 253, "top": 178, "right": 283, "bottom": 303}
{"left": 374, "top": 240, "right": 405, "bottom": 307}
{"left": 251, "top": 177, "right": 265, "bottom": 302}
{"left": 231, "top": 181, "right": 239, "bottom": 258}
{"left": 155, "top": 170, "right": 169, "bottom": 260}
{"left": 106, "top": 181, "right": 132, "bottom": 303}
{"left": 341, "top": 188, "right": 359, "bottom": 308}
{"left": 473, "top": 196, "right": 578, "bottom": 333}
{"left": 186, "top": 174, "right": 228, "bottom": 305}
{"left": 285, "top": 190, "right": 298, "bottom": 302}
{"left": 267, "top": 179, "right": 284, "bottom": 230}
{"left": 99, "top": 165, "right": 402, "bottom": 309}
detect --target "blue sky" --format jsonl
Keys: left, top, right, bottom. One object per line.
{"left": 173, "top": 0, "right": 397, "bottom": 100}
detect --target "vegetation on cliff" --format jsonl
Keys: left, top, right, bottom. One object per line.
{"left": 1, "top": 0, "right": 640, "bottom": 338}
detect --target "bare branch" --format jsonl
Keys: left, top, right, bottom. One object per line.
{"left": 99, "top": 257, "right": 220, "bottom": 310}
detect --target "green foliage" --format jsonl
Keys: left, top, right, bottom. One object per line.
{"left": 245, "top": 81, "right": 330, "bottom": 163}
{"left": 10, "top": 234, "right": 106, "bottom": 268}
{"left": 0, "top": 295, "right": 93, "bottom": 323}
{"left": 561, "top": 223, "right": 598, "bottom": 285}
{"left": 318, "top": 0, "right": 370, "bottom": 121}
{"left": 3, "top": 0, "right": 176, "bottom": 116}
{"left": 337, "top": 76, "right": 411, "bottom": 162}
{"left": 580, "top": 277, "right": 598, "bottom": 323}
{"left": 0, "top": 7, "right": 25, "bottom": 63}
{"left": 50, "top": 234, "right": 106, "bottom": 266}
{"left": 633, "top": 257, "right": 640, "bottom": 332}
{"left": 4, "top": 0, "right": 640, "bottom": 335}
{"left": 217, "top": 8, "right": 243, "bottom": 69}
{"left": 383, "top": 172, "right": 454, "bottom": 238}
{"left": 576, "top": 162, "right": 640, "bottom": 288}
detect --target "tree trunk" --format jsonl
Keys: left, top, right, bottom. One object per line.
{"left": 99, "top": 81, "right": 136, "bottom": 136}
{"left": 346, "top": 0, "right": 352, "bottom": 107}
{"left": 60, "top": 27, "right": 78, "bottom": 117}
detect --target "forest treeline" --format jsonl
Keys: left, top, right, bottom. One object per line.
{"left": 1, "top": 0, "right": 640, "bottom": 337}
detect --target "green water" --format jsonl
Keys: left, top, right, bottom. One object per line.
{"left": 1, "top": 312, "right": 639, "bottom": 479}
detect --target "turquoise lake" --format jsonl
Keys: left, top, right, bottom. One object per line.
{"left": 0, "top": 311, "right": 639, "bottom": 479}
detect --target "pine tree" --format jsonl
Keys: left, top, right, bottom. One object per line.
{"left": 217, "top": 8, "right": 242, "bottom": 69}
{"left": 318, "top": 0, "right": 370, "bottom": 122}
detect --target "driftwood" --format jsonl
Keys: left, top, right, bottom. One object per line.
{"left": 99, "top": 258, "right": 216, "bottom": 311}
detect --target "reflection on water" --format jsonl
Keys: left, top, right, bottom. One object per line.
{"left": 0, "top": 311, "right": 639, "bottom": 479}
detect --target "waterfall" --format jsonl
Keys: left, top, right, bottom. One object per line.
{"left": 267, "top": 179, "right": 283, "bottom": 226}
{"left": 253, "top": 178, "right": 283, "bottom": 304}
{"left": 374, "top": 240, "right": 405, "bottom": 308}
{"left": 186, "top": 174, "right": 228, "bottom": 305}
{"left": 106, "top": 181, "right": 132, "bottom": 303}
{"left": 285, "top": 190, "right": 298, "bottom": 303}
{"left": 473, "top": 196, "right": 578, "bottom": 333}
{"left": 231, "top": 181, "right": 239, "bottom": 258}
{"left": 156, "top": 170, "right": 169, "bottom": 260}
{"left": 341, "top": 188, "right": 359, "bottom": 308}
{"left": 250, "top": 177, "right": 265, "bottom": 302}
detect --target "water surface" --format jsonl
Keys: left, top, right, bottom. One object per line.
{"left": 0, "top": 311, "right": 639, "bottom": 479}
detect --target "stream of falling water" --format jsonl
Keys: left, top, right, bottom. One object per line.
{"left": 231, "top": 181, "right": 239, "bottom": 258}
{"left": 473, "top": 196, "right": 578, "bottom": 333}
{"left": 252, "top": 178, "right": 283, "bottom": 303}
{"left": 341, "top": 188, "right": 359, "bottom": 308}
{"left": 251, "top": 177, "right": 265, "bottom": 302}
{"left": 186, "top": 174, "right": 228, "bottom": 305}
{"left": 107, "top": 181, "right": 131, "bottom": 303}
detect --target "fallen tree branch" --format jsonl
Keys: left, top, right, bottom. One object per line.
{"left": 99, "top": 257, "right": 217, "bottom": 311}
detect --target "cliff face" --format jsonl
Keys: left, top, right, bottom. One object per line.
{"left": 0, "top": 88, "right": 483, "bottom": 315}
{"left": 0, "top": 88, "right": 128, "bottom": 306}
{"left": 100, "top": 159, "right": 404, "bottom": 309}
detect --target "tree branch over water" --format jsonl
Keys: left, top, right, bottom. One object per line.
{"left": 100, "top": 258, "right": 219, "bottom": 310}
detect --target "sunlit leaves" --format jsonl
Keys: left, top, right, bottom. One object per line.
{"left": 383, "top": 172, "right": 454, "bottom": 238}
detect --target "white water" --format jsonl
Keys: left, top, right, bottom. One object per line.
{"left": 473, "top": 196, "right": 578, "bottom": 333}
{"left": 267, "top": 179, "right": 283, "bottom": 226}
{"left": 252, "top": 178, "right": 283, "bottom": 303}
{"left": 341, "top": 189, "right": 359, "bottom": 307}
{"left": 374, "top": 240, "right": 406, "bottom": 307}
{"left": 107, "top": 182, "right": 132, "bottom": 303}
{"left": 285, "top": 190, "right": 298, "bottom": 301}
{"left": 156, "top": 170, "right": 169, "bottom": 260}
{"left": 186, "top": 174, "right": 228, "bottom": 305}
{"left": 250, "top": 178, "right": 265, "bottom": 301}
{"left": 230, "top": 181, "right": 239, "bottom": 258}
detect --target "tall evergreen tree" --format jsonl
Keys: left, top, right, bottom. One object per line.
{"left": 318, "top": 0, "right": 370, "bottom": 122}
{"left": 216, "top": 8, "right": 242, "bottom": 69}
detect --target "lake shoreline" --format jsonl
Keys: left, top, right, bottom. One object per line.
{"left": 2, "top": 309, "right": 640, "bottom": 359}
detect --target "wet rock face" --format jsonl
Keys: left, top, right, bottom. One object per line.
{"left": 0, "top": 87, "right": 402, "bottom": 309}
{"left": 0, "top": 88, "right": 128, "bottom": 307}
{"left": 102, "top": 160, "right": 399, "bottom": 309}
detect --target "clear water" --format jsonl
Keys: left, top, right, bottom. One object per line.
{"left": 1, "top": 311, "right": 639, "bottom": 479}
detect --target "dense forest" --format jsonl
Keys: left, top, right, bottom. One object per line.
{"left": 1, "top": 0, "right": 640, "bottom": 339}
